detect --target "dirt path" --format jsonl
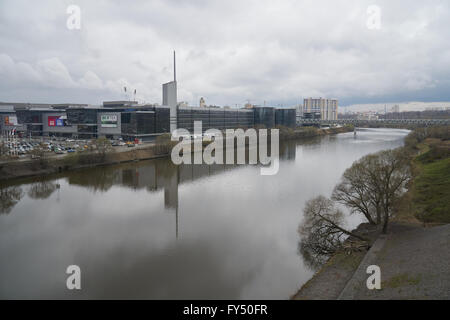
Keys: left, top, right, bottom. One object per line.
{"left": 292, "top": 251, "right": 366, "bottom": 300}
{"left": 339, "top": 223, "right": 450, "bottom": 299}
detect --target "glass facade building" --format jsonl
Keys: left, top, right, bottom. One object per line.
{"left": 177, "top": 107, "right": 255, "bottom": 133}
{"left": 275, "top": 109, "right": 296, "bottom": 127}
{"left": 253, "top": 107, "right": 275, "bottom": 128}
{"left": 9, "top": 104, "right": 296, "bottom": 138}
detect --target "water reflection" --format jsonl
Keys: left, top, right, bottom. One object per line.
{"left": 298, "top": 241, "right": 329, "bottom": 272}
{"left": 0, "top": 185, "right": 23, "bottom": 214}
{"left": 65, "top": 142, "right": 299, "bottom": 240}
{"left": 66, "top": 141, "right": 299, "bottom": 211}
{"left": 0, "top": 129, "right": 409, "bottom": 299}
{"left": 28, "top": 181, "right": 60, "bottom": 200}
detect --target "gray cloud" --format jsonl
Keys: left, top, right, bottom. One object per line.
{"left": 0, "top": 0, "right": 450, "bottom": 106}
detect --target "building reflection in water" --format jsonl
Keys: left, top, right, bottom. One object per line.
{"left": 2, "top": 141, "right": 297, "bottom": 236}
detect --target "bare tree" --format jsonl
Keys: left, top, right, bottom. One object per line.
{"left": 375, "top": 149, "right": 411, "bottom": 233}
{"left": 154, "top": 133, "right": 176, "bottom": 155}
{"left": 89, "top": 137, "right": 112, "bottom": 162}
{"left": 332, "top": 149, "right": 411, "bottom": 233}
{"left": 299, "top": 196, "right": 368, "bottom": 258}
{"left": 29, "top": 143, "right": 49, "bottom": 168}
{"left": 0, "top": 142, "right": 9, "bottom": 158}
{"left": 332, "top": 155, "right": 381, "bottom": 225}
{"left": 0, "top": 185, "right": 23, "bottom": 214}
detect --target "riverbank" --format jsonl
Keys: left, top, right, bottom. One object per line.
{"left": 0, "top": 125, "right": 353, "bottom": 182}
{"left": 292, "top": 223, "right": 381, "bottom": 300}
{"left": 395, "top": 137, "right": 450, "bottom": 224}
{"left": 293, "top": 126, "right": 449, "bottom": 300}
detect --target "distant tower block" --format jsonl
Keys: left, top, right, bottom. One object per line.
{"left": 162, "top": 51, "right": 178, "bottom": 132}
{"left": 199, "top": 97, "right": 206, "bottom": 108}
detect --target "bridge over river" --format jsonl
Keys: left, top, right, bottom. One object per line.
{"left": 297, "top": 117, "right": 450, "bottom": 126}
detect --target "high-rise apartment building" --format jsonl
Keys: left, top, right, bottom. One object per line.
{"left": 303, "top": 97, "right": 338, "bottom": 120}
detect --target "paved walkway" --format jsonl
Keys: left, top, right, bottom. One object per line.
{"left": 339, "top": 223, "right": 450, "bottom": 299}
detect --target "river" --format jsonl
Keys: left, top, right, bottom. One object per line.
{"left": 0, "top": 128, "right": 409, "bottom": 299}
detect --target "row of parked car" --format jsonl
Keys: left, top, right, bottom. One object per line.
{"left": 2, "top": 136, "right": 141, "bottom": 158}
{"left": 2, "top": 140, "right": 48, "bottom": 155}
{"left": 42, "top": 142, "right": 77, "bottom": 154}
{"left": 3, "top": 139, "right": 84, "bottom": 156}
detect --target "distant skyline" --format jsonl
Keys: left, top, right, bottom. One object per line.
{"left": 1, "top": 0, "right": 450, "bottom": 107}
{"left": 343, "top": 101, "right": 450, "bottom": 113}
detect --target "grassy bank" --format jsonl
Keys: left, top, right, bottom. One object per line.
{"left": 294, "top": 125, "right": 450, "bottom": 299}
{"left": 395, "top": 129, "right": 450, "bottom": 224}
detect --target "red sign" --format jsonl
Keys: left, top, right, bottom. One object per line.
{"left": 48, "top": 116, "right": 57, "bottom": 127}
{"left": 48, "top": 116, "right": 65, "bottom": 127}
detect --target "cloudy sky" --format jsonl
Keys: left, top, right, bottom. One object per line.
{"left": 1, "top": 0, "right": 450, "bottom": 107}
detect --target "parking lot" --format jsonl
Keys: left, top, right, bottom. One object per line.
{"left": 0, "top": 136, "right": 143, "bottom": 159}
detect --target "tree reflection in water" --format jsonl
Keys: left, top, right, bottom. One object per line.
{"left": 68, "top": 169, "right": 120, "bottom": 192}
{"left": 0, "top": 185, "right": 23, "bottom": 214}
{"left": 298, "top": 238, "right": 333, "bottom": 272}
{"left": 296, "top": 196, "right": 347, "bottom": 272}
{"left": 27, "top": 180, "right": 59, "bottom": 200}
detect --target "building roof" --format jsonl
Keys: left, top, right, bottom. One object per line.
{"left": 103, "top": 101, "right": 138, "bottom": 107}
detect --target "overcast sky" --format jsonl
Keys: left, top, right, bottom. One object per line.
{"left": 1, "top": 0, "right": 450, "bottom": 107}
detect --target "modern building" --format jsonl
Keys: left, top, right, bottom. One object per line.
{"left": 43, "top": 111, "right": 77, "bottom": 137}
{"left": 162, "top": 51, "right": 178, "bottom": 132}
{"left": 296, "top": 104, "right": 303, "bottom": 116}
{"left": 199, "top": 97, "right": 206, "bottom": 108}
{"left": 275, "top": 108, "right": 296, "bottom": 127}
{"left": 253, "top": 107, "right": 275, "bottom": 128}
{"left": 3, "top": 102, "right": 296, "bottom": 139}
{"left": 303, "top": 97, "right": 338, "bottom": 120}
{"left": 177, "top": 107, "right": 255, "bottom": 132}
{"left": 1, "top": 52, "right": 297, "bottom": 139}
{"left": 0, "top": 105, "right": 26, "bottom": 135}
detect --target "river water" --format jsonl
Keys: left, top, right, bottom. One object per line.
{"left": 0, "top": 128, "right": 409, "bottom": 299}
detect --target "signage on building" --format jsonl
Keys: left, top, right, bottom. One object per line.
{"left": 4, "top": 116, "right": 18, "bottom": 126}
{"left": 101, "top": 114, "right": 118, "bottom": 128}
{"left": 48, "top": 116, "right": 65, "bottom": 127}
